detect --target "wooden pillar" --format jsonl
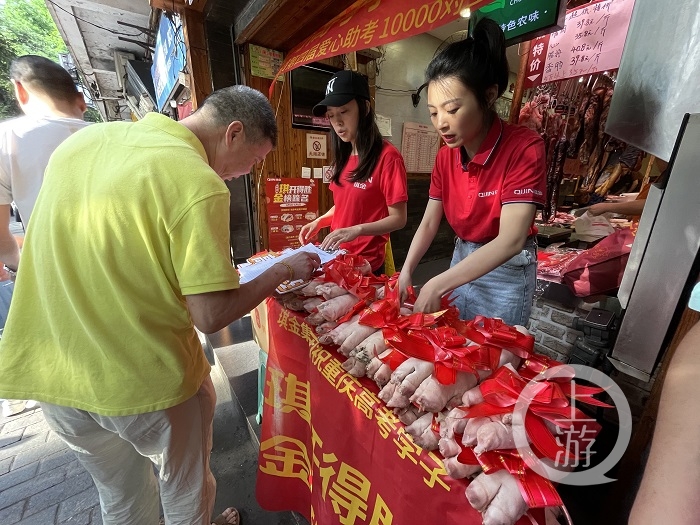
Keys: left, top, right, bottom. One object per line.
{"left": 181, "top": 9, "right": 212, "bottom": 110}
{"left": 509, "top": 40, "right": 530, "bottom": 125}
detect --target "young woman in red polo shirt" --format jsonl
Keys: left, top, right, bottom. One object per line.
{"left": 299, "top": 70, "right": 408, "bottom": 275}
{"left": 399, "top": 19, "right": 546, "bottom": 325}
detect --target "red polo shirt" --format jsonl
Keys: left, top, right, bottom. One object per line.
{"left": 331, "top": 141, "right": 408, "bottom": 270}
{"left": 429, "top": 117, "right": 546, "bottom": 243}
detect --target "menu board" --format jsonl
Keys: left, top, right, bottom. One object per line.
{"left": 250, "top": 44, "right": 284, "bottom": 81}
{"left": 265, "top": 178, "right": 319, "bottom": 251}
{"left": 401, "top": 122, "right": 440, "bottom": 173}
{"left": 524, "top": 0, "right": 636, "bottom": 88}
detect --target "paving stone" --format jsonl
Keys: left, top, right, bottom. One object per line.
{"left": 14, "top": 503, "right": 58, "bottom": 525}
{"left": 59, "top": 506, "right": 93, "bottom": 525}
{"left": 57, "top": 486, "right": 100, "bottom": 523}
{"left": 39, "top": 448, "right": 77, "bottom": 475}
{"left": 0, "top": 500, "right": 24, "bottom": 525}
{"left": 66, "top": 458, "right": 89, "bottom": 478}
{"left": 0, "top": 456, "right": 12, "bottom": 475}
{"left": 0, "top": 428, "right": 24, "bottom": 448}
{"left": 91, "top": 505, "right": 104, "bottom": 525}
{"left": 0, "top": 412, "right": 46, "bottom": 434}
{"left": 10, "top": 436, "right": 67, "bottom": 469}
{"left": 25, "top": 471, "right": 94, "bottom": 517}
{"left": 0, "top": 461, "right": 39, "bottom": 492}
{"left": 0, "top": 462, "right": 66, "bottom": 510}
{"left": 0, "top": 428, "right": 52, "bottom": 464}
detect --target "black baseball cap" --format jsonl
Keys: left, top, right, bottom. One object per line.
{"left": 312, "top": 70, "right": 370, "bottom": 116}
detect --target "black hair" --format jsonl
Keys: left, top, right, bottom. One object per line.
{"left": 425, "top": 18, "right": 509, "bottom": 111}
{"left": 330, "top": 98, "right": 383, "bottom": 184}
{"left": 198, "top": 85, "right": 278, "bottom": 147}
{"left": 9, "top": 55, "right": 81, "bottom": 104}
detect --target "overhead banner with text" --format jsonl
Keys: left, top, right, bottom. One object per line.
{"left": 270, "top": 0, "right": 495, "bottom": 98}
{"left": 523, "top": 0, "right": 636, "bottom": 88}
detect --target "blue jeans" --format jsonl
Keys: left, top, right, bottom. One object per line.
{"left": 449, "top": 237, "right": 537, "bottom": 326}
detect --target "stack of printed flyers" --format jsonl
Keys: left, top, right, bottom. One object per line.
{"left": 237, "top": 243, "right": 344, "bottom": 293}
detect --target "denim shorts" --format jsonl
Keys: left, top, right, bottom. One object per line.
{"left": 449, "top": 237, "right": 537, "bottom": 326}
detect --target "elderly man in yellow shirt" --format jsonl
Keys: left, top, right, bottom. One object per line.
{"left": 0, "top": 85, "right": 320, "bottom": 525}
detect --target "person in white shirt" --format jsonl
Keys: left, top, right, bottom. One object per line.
{"left": 0, "top": 55, "right": 88, "bottom": 417}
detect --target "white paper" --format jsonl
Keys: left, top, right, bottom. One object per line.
{"left": 376, "top": 114, "right": 392, "bottom": 137}
{"left": 238, "top": 244, "right": 343, "bottom": 284}
{"left": 301, "top": 167, "right": 311, "bottom": 178}
{"left": 313, "top": 167, "right": 323, "bottom": 179}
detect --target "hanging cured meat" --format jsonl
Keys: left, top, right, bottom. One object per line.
{"left": 543, "top": 137, "right": 568, "bottom": 222}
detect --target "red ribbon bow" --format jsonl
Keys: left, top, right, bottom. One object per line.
{"left": 462, "top": 366, "right": 606, "bottom": 464}
{"left": 457, "top": 446, "right": 563, "bottom": 508}
{"left": 323, "top": 254, "right": 385, "bottom": 300}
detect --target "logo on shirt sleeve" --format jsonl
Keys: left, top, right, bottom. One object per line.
{"left": 513, "top": 188, "right": 543, "bottom": 196}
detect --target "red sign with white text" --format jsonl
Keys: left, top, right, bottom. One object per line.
{"left": 270, "top": 0, "right": 495, "bottom": 97}
{"left": 256, "top": 299, "right": 546, "bottom": 525}
{"left": 266, "top": 178, "right": 319, "bottom": 252}
{"left": 524, "top": 0, "right": 635, "bottom": 88}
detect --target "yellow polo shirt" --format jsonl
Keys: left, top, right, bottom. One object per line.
{"left": 0, "top": 113, "right": 239, "bottom": 415}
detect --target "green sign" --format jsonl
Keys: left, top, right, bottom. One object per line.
{"left": 471, "top": 0, "right": 566, "bottom": 45}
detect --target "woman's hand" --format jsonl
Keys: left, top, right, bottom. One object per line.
{"left": 299, "top": 219, "right": 321, "bottom": 245}
{"left": 412, "top": 279, "right": 442, "bottom": 314}
{"left": 320, "top": 226, "right": 362, "bottom": 251}
{"left": 398, "top": 271, "right": 413, "bottom": 304}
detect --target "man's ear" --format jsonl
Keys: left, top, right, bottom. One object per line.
{"left": 12, "top": 80, "right": 30, "bottom": 105}
{"left": 225, "top": 120, "right": 244, "bottom": 147}
{"left": 364, "top": 99, "right": 371, "bottom": 116}
{"left": 77, "top": 95, "right": 87, "bottom": 114}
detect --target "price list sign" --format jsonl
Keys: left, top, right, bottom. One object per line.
{"left": 266, "top": 178, "right": 319, "bottom": 251}
{"left": 524, "top": 0, "right": 636, "bottom": 88}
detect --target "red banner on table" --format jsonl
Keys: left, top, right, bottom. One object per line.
{"left": 256, "top": 298, "right": 545, "bottom": 525}
{"left": 265, "top": 178, "right": 319, "bottom": 252}
{"left": 269, "top": 0, "right": 495, "bottom": 98}
{"left": 523, "top": 0, "right": 636, "bottom": 88}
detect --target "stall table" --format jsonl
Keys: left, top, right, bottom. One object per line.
{"left": 254, "top": 298, "right": 544, "bottom": 525}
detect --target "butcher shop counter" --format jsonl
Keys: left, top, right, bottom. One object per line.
{"left": 252, "top": 297, "right": 545, "bottom": 525}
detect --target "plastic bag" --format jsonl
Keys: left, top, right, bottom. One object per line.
{"left": 573, "top": 211, "right": 615, "bottom": 241}
{"left": 562, "top": 228, "right": 635, "bottom": 297}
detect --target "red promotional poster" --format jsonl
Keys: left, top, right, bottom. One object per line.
{"left": 266, "top": 178, "right": 319, "bottom": 252}
{"left": 256, "top": 299, "right": 546, "bottom": 525}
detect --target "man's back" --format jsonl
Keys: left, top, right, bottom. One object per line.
{"left": 0, "top": 113, "right": 239, "bottom": 416}
{"left": 0, "top": 115, "right": 90, "bottom": 224}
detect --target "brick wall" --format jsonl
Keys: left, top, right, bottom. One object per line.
{"left": 528, "top": 290, "right": 656, "bottom": 422}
